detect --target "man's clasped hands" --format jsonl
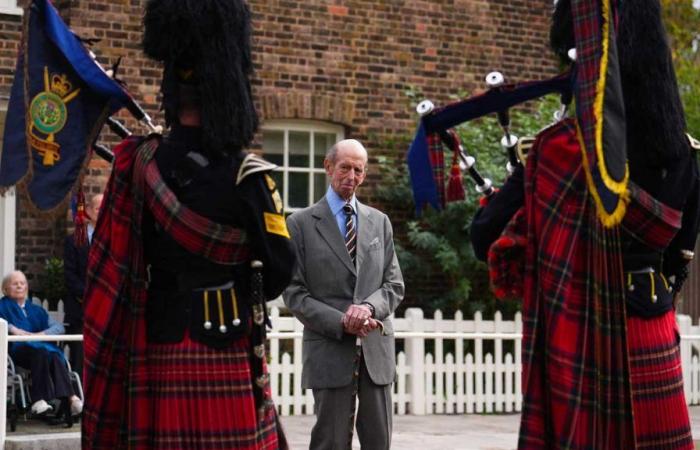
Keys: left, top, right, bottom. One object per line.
{"left": 342, "top": 304, "right": 381, "bottom": 337}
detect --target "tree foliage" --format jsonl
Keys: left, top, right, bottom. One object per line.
{"left": 662, "top": 0, "right": 700, "bottom": 135}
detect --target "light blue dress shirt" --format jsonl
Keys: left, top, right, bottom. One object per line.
{"left": 325, "top": 186, "right": 358, "bottom": 239}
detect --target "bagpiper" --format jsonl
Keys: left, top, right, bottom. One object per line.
{"left": 82, "top": 1, "right": 295, "bottom": 448}
{"left": 471, "top": 0, "right": 700, "bottom": 448}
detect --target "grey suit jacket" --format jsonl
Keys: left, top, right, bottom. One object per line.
{"left": 283, "top": 196, "right": 404, "bottom": 389}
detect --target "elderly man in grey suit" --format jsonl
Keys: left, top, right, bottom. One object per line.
{"left": 284, "top": 139, "right": 404, "bottom": 450}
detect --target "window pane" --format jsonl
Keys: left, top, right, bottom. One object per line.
{"left": 289, "top": 131, "right": 310, "bottom": 168}
{"left": 262, "top": 130, "right": 284, "bottom": 166}
{"left": 314, "top": 173, "right": 328, "bottom": 202}
{"left": 314, "top": 133, "right": 337, "bottom": 168}
{"left": 288, "top": 172, "right": 309, "bottom": 208}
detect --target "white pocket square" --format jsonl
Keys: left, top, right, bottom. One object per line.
{"left": 369, "top": 237, "right": 380, "bottom": 247}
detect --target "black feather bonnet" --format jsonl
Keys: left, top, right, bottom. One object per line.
{"left": 142, "top": 0, "right": 258, "bottom": 154}
{"left": 550, "top": 0, "right": 688, "bottom": 167}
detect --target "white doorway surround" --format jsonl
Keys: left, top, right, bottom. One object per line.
{"left": 0, "top": 99, "right": 14, "bottom": 277}
{"left": 0, "top": 187, "right": 15, "bottom": 277}
{"left": 0, "top": 0, "right": 22, "bottom": 16}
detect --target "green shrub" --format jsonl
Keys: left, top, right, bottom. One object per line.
{"left": 40, "top": 257, "right": 66, "bottom": 308}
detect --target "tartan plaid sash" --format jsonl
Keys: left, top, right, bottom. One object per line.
{"left": 622, "top": 183, "right": 682, "bottom": 252}
{"left": 133, "top": 138, "right": 250, "bottom": 265}
{"left": 487, "top": 187, "right": 682, "bottom": 304}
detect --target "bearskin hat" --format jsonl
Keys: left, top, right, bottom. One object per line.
{"left": 142, "top": 0, "right": 258, "bottom": 154}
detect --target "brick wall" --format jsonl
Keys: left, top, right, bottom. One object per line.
{"left": 0, "top": 0, "right": 558, "bottom": 292}
{"left": 0, "top": 12, "right": 21, "bottom": 91}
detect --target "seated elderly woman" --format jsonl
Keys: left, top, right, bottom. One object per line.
{"left": 0, "top": 270, "right": 82, "bottom": 417}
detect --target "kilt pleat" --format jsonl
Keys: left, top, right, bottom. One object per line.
{"left": 519, "top": 121, "right": 634, "bottom": 449}
{"left": 628, "top": 311, "right": 693, "bottom": 450}
{"left": 146, "top": 333, "right": 280, "bottom": 450}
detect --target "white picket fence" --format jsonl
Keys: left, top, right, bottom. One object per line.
{"left": 267, "top": 307, "right": 700, "bottom": 416}
{"left": 13, "top": 300, "right": 700, "bottom": 416}
{"left": 267, "top": 306, "right": 524, "bottom": 416}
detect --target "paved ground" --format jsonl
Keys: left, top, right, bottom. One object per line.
{"left": 7, "top": 407, "right": 700, "bottom": 449}
{"left": 283, "top": 414, "right": 521, "bottom": 450}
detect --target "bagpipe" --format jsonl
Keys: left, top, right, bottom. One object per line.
{"left": 407, "top": 69, "right": 574, "bottom": 214}
{"left": 93, "top": 101, "right": 158, "bottom": 164}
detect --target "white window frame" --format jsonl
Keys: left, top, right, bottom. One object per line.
{"left": 261, "top": 120, "right": 344, "bottom": 213}
{"left": 0, "top": 0, "right": 22, "bottom": 16}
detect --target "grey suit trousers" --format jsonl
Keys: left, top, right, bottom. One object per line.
{"left": 309, "top": 355, "right": 392, "bottom": 450}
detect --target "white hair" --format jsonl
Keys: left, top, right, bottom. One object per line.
{"left": 1, "top": 270, "right": 26, "bottom": 295}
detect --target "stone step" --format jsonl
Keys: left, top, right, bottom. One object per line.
{"left": 5, "top": 432, "right": 79, "bottom": 450}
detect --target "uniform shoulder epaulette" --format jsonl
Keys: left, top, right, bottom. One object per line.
{"left": 516, "top": 136, "right": 535, "bottom": 165}
{"left": 686, "top": 133, "right": 700, "bottom": 151}
{"left": 236, "top": 153, "right": 278, "bottom": 186}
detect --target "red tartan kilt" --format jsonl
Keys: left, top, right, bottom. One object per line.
{"left": 628, "top": 311, "right": 694, "bottom": 449}
{"left": 146, "top": 332, "right": 280, "bottom": 450}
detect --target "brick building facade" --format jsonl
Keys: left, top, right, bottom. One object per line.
{"left": 0, "top": 0, "right": 558, "bottom": 298}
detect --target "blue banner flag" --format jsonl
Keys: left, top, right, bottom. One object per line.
{"left": 0, "top": 0, "right": 130, "bottom": 212}
{"left": 407, "top": 123, "right": 441, "bottom": 215}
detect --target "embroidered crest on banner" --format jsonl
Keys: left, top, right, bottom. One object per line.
{"left": 27, "top": 67, "right": 80, "bottom": 166}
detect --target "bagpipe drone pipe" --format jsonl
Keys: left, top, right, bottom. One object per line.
{"left": 78, "top": 51, "right": 162, "bottom": 164}
{"left": 407, "top": 70, "right": 574, "bottom": 214}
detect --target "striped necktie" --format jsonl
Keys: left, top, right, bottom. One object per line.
{"left": 343, "top": 202, "right": 356, "bottom": 265}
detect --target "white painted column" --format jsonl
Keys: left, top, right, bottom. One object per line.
{"left": 0, "top": 318, "right": 8, "bottom": 448}
{"left": 0, "top": 187, "right": 16, "bottom": 277}
{"left": 678, "top": 313, "right": 693, "bottom": 404}
{"left": 405, "top": 308, "right": 425, "bottom": 415}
